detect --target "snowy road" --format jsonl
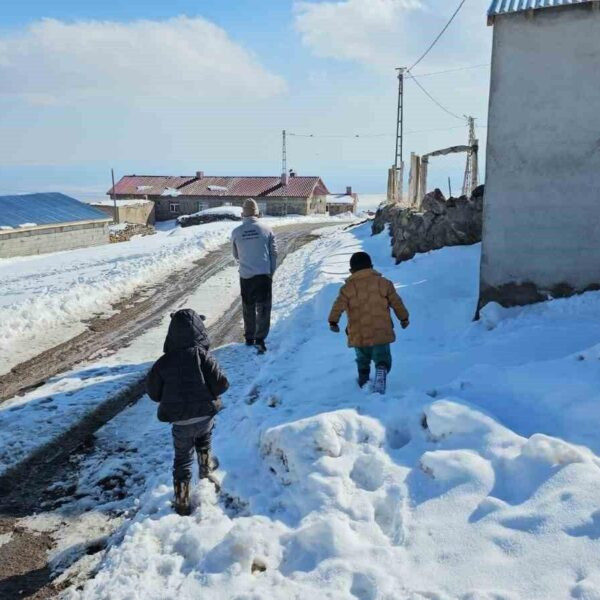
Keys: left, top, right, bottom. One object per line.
{"left": 3, "top": 220, "right": 600, "bottom": 599}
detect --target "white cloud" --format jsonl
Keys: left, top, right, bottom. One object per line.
{"left": 0, "top": 17, "right": 286, "bottom": 105}
{"left": 294, "top": 0, "right": 490, "bottom": 71}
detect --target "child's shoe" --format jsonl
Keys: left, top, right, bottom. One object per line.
{"left": 199, "top": 449, "right": 219, "bottom": 479}
{"left": 373, "top": 365, "right": 387, "bottom": 394}
{"left": 357, "top": 368, "right": 370, "bottom": 388}
{"left": 173, "top": 480, "right": 191, "bottom": 516}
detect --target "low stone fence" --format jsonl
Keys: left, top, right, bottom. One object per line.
{"left": 372, "top": 186, "right": 484, "bottom": 263}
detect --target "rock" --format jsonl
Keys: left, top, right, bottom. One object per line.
{"left": 372, "top": 185, "right": 484, "bottom": 263}
{"left": 421, "top": 189, "right": 447, "bottom": 215}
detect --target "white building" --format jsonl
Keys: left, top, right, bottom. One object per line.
{"left": 479, "top": 0, "right": 600, "bottom": 311}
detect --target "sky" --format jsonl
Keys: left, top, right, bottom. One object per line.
{"left": 0, "top": 0, "right": 493, "bottom": 199}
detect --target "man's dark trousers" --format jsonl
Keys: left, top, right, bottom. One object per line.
{"left": 240, "top": 274, "right": 272, "bottom": 342}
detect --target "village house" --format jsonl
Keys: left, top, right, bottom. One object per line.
{"left": 478, "top": 0, "right": 600, "bottom": 311}
{"left": 326, "top": 187, "right": 359, "bottom": 216}
{"left": 107, "top": 172, "right": 331, "bottom": 220}
{"left": 0, "top": 193, "right": 111, "bottom": 258}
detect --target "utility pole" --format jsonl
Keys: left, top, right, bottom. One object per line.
{"left": 389, "top": 67, "right": 406, "bottom": 204}
{"left": 462, "top": 116, "right": 479, "bottom": 197}
{"left": 281, "top": 129, "right": 287, "bottom": 182}
{"left": 111, "top": 168, "right": 118, "bottom": 224}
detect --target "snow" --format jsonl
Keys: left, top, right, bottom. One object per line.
{"left": 58, "top": 223, "right": 600, "bottom": 599}
{"left": 0, "top": 225, "right": 13, "bottom": 230}
{"left": 161, "top": 187, "right": 182, "bottom": 197}
{"left": 181, "top": 205, "right": 244, "bottom": 219}
{"left": 18, "top": 222, "right": 37, "bottom": 228}
{"left": 207, "top": 185, "right": 229, "bottom": 192}
{"left": 0, "top": 215, "right": 348, "bottom": 375}
{"left": 90, "top": 199, "right": 152, "bottom": 207}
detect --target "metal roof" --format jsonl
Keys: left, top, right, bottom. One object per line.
{"left": 488, "top": 0, "right": 596, "bottom": 22}
{"left": 0, "top": 193, "right": 110, "bottom": 228}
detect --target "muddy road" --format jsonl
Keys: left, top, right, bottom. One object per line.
{"left": 0, "top": 223, "right": 322, "bottom": 403}
{"left": 0, "top": 221, "right": 328, "bottom": 599}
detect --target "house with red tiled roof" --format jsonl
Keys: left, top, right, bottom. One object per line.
{"left": 107, "top": 171, "right": 331, "bottom": 220}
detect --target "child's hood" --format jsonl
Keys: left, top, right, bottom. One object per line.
{"left": 163, "top": 309, "right": 210, "bottom": 353}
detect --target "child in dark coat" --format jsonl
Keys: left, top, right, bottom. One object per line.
{"left": 147, "top": 308, "right": 229, "bottom": 516}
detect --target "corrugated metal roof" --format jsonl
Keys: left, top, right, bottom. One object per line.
{"left": 0, "top": 193, "right": 110, "bottom": 228}
{"left": 488, "top": 0, "right": 595, "bottom": 22}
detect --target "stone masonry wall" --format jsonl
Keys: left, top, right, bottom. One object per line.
{"left": 372, "top": 186, "right": 484, "bottom": 263}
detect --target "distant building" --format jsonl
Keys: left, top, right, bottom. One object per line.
{"left": 107, "top": 172, "right": 331, "bottom": 220}
{"left": 327, "top": 186, "right": 359, "bottom": 216}
{"left": 0, "top": 193, "right": 111, "bottom": 258}
{"left": 479, "top": 0, "right": 600, "bottom": 311}
{"left": 90, "top": 199, "right": 155, "bottom": 226}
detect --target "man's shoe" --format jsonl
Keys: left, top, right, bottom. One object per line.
{"left": 357, "top": 369, "right": 370, "bottom": 388}
{"left": 173, "top": 480, "right": 191, "bottom": 516}
{"left": 255, "top": 339, "right": 267, "bottom": 354}
{"left": 373, "top": 365, "right": 387, "bottom": 394}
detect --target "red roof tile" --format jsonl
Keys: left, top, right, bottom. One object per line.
{"left": 109, "top": 175, "right": 330, "bottom": 199}
{"left": 108, "top": 175, "right": 195, "bottom": 197}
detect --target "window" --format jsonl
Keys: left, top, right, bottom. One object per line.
{"left": 169, "top": 202, "right": 180, "bottom": 213}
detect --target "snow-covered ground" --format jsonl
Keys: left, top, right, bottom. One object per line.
{"left": 61, "top": 222, "right": 600, "bottom": 599}
{"left": 0, "top": 215, "right": 352, "bottom": 375}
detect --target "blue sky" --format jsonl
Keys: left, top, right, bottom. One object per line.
{"left": 0, "top": 1, "right": 492, "bottom": 199}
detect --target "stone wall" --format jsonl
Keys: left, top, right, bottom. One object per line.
{"left": 372, "top": 186, "right": 483, "bottom": 263}
{"left": 0, "top": 221, "right": 109, "bottom": 258}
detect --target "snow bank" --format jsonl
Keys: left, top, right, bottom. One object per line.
{"left": 0, "top": 215, "right": 352, "bottom": 374}
{"left": 72, "top": 223, "right": 600, "bottom": 599}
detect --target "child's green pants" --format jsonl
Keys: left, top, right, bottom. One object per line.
{"left": 354, "top": 344, "right": 392, "bottom": 372}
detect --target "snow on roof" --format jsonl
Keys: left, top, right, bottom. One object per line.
{"left": 161, "top": 188, "right": 182, "bottom": 197}
{"left": 207, "top": 185, "right": 229, "bottom": 192}
{"left": 0, "top": 193, "right": 111, "bottom": 229}
{"left": 90, "top": 199, "right": 152, "bottom": 207}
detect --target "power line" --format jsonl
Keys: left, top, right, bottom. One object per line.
{"left": 406, "top": 69, "right": 466, "bottom": 121}
{"left": 407, "top": 63, "right": 490, "bottom": 79}
{"left": 287, "top": 124, "right": 477, "bottom": 140}
{"left": 409, "top": 0, "right": 469, "bottom": 71}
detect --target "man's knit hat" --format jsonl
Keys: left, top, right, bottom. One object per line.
{"left": 242, "top": 198, "right": 259, "bottom": 217}
{"left": 349, "top": 251, "right": 373, "bottom": 272}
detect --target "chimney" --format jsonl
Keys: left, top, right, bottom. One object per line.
{"left": 281, "top": 172, "right": 289, "bottom": 186}
{"left": 346, "top": 186, "right": 352, "bottom": 195}
{"left": 289, "top": 169, "right": 296, "bottom": 178}
{"left": 196, "top": 171, "right": 204, "bottom": 179}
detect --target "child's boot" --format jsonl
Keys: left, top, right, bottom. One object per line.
{"left": 357, "top": 368, "right": 370, "bottom": 388}
{"left": 373, "top": 364, "right": 387, "bottom": 394}
{"left": 173, "top": 480, "right": 191, "bottom": 516}
{"left": 199, "top": 449, "right": 219, "bottom": 479}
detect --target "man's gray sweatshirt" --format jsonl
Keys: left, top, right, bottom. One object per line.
{"left": 231, "top": 217, "right": 278, "bottom": 279}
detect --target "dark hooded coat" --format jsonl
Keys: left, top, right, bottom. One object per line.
{"left": 146, "top": 309, "right": 229, "bottom": 423}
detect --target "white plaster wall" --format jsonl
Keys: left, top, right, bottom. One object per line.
{"left": 480, "top": 5, "right": 600, "bottom": 301}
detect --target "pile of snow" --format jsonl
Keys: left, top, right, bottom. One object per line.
{"left": 195, "top": 206, "right": 243, "bottom": 218}
{"left": 18, "top": 222, "right": 37, "bottom": 228}
{"left": 0, "top": 215, "right": 355, "bottom": 374}
{"left": 68, "top": 224, "right": 600, "bottom": 599}
{"left": 0, "top": 225, "right": 13, "bottom": 231}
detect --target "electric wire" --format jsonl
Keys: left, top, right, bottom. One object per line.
{"left": 408, "top": 0, "right": 469, "bottom": 71}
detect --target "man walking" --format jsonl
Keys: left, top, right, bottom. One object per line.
{"left": 232, "top": 198, "right": 278, "bottom": 354}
